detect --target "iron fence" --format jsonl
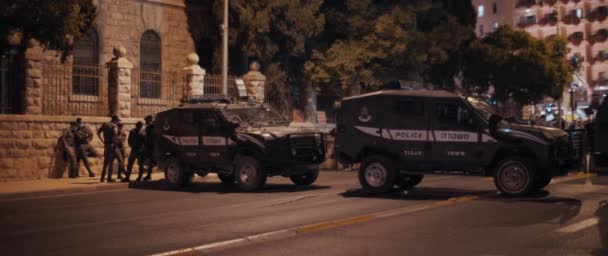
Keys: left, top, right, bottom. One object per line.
{"left": 131, "top": 68, "right": 181, "bottom": 118}
{"left": 0, "top": 55, "right": 22, "bottom": 114}
{"left": 41, "top": 61, "right": 108, "bottom": 116}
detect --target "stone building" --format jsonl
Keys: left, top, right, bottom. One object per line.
{"left": 0, "top": 0, "right": 208, "bottom": 181}
{"left": 473, "top": 0, "right": 608, "bottom": 114}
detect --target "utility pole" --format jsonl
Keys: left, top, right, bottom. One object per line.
{"left": 222, "top": 0, "right": 229, "bottom": 95}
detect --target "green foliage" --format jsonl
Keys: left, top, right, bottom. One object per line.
{"left": 462, "top": 26, "right": 573, "bottom": 105}
{"left": 210, "top": 0, "right": 325, "bottom": 102}
{"left": 0, "top": 0, "right": 97, "bottom": 54}
{"left": 307, "top": 0, "right": 476, "bottom": 96}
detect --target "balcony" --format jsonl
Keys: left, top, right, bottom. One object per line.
{"left": 592, "top": 51, "right": 608, "bottom": 63}
{"left": 562, "top": 11, "right": 582, "bottom": 25}
{"left": 560, "top": 0, "right": 582, "bottom": 4}
{"left": 590, "top": 29, "right": 608, "bottom": 44}
{"left": 568, "top": 32, "right": 584, "bottom": 45}
{"left": 518, "top": 16, "right": 538, "bottom": 28}
{"left": 540, "top": 0, "right": 557, "bottom": 6}
{"left": 539, "top": 12, "right": 558, "bottom": 26}
{"left": 588, "top": 6, "right": 608, "bottom": 22}
{"left": 517, "top": 0, "right": 537, "bottom": 8}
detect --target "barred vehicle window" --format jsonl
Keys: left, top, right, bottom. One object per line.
{"left": 140, "top": 30, "right": 162, "bottom": 99}
{"left": 72, "top": 29, "right": 99, "bottom": 95}
{"left": 393, "top": 100, "right": 424, "bottom": 116}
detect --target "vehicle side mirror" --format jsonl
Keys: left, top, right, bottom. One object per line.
{"left": 489, "top": 114, "right": 503, "bottom": 135}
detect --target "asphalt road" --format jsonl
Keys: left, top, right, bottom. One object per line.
{"left": 0, "top": 171, "right": 606, "bottom": 256}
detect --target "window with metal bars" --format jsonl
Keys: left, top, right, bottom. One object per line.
{"left": 72, "top": 29, "right": 99, "bottom": 95}
{"left": 140, "top": 30, "right": 162, "bottom": 99}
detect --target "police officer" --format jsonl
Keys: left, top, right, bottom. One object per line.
{"left": 115, "top": 122, "right": 128, "bottom": 180}
{"left": 139, "top": 115, "right": 155, "bottom": 181}
{"left": 122, "top": 121, "right": 145, "bottom": 182}
{"left": 97, "top": 115, "right": 120, "bottom": 182}
{"left": 74, "top": 117, "right": 96, "bottom": 177}
{"left": 61, "top": 122, "right": 79, "bottom": 178}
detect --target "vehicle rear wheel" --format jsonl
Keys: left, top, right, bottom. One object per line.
{"left": 494, "top": 157, "right": 535, "bottom": 196}
{"left": 399, "top": 174, "right": 423, "bottom": 189}
{"left": 218, "top": 173, "right": 235, "bottom": 184}
{"left": 235, "top": 155, "right": 266, "bottom": 191}
{"left": 533, "top": 172, "right": 552, "bottom": 191}
{"left": 290, "top": 167, "right": 320, "bottom": 186}
{"left": 163, "top": 158, "right": 189, "bottom": 189}
{"left": 359, "top": 155, "right": 396, "bottom": 194}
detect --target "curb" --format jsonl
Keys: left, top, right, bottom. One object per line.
{"left": 0, "top": 182, "right": 129, "bottom": 201}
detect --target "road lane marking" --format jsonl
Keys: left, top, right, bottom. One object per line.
{"left": 148, "top": 195, "right": 479, "bottom": 256}
{"left": 295, "top": 215, "right": 375, "bottom": 235}
{"left": 556, "top": 217, "right": 599, "bottom": 233}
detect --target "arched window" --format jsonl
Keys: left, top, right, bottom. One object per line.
{"left": 72, "top": 29, "right": 99, "bottom": 95}
{"left": 140, "top": 30, "right": 161, "bottom": 98}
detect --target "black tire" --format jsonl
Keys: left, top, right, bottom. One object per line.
{"left": 358, "top": 155, "right": 396, "bottom": 194}
{"left": 234, "top": 155, "right": 266, "bottom": 191}
{"left": 290, "top": 167, "right": 320, "bottom": 186}
{"left": 493, "top": 157, "right": 535, "bottom": 196}
{"left": 533, "top": 172, "right": 552, "bottom": 191}
{"left": 218, "top": 173, "right": 235, "bottom": 184}
{"left": 399, "top": 174, "right": 423, "bottom": 189}
{"left": 163, "top": 158, "right": 189, "bottom": 189}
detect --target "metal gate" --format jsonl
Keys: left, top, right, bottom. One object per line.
{"left": 0, "top": 55, "right": 22, "bottom": 114}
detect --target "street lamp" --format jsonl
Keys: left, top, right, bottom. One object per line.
{"left": 222, "top": 0, "right": 229, "bottom": 95}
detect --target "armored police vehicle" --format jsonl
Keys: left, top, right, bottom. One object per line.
{"left": 593, "top": 97, "right": 608, "bottom": 170}
{"left": 153, "top": 99, "right": 326, "bottom": 191}
{"left": 335, "top": 90, "right": 577, "bottom": 196}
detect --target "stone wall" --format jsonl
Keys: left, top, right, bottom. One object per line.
{"left": 95, "top": 0, "right": 195, "bottom": 70}
{"left": 0, "top": 115, "right": 143, "bottom": 181}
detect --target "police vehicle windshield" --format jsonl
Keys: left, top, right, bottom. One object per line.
{"left": 222, "top": 107, "right": 289, "bottom": 128}
{"left": 466, "top": 97, "right": 498, "bottom": 121}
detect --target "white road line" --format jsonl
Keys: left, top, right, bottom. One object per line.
{"left": 557, "top": 217, "right": 599, "bottom": 233}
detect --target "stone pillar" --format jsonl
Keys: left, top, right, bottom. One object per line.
{"left": 106, "top": 46, "right": 133, "bottom": 117}
{"left": 243, "top": 61, "right": 266, "bottom": 102}
{"left": 182, "top": 53, "right": 206, "bottom": 101}
{"left": 23, "top": 39, "right": 43, "bottom": 114}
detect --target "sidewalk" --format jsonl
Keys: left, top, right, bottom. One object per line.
{"left": 0, "top": 172, "right": 166, "bottom": 201}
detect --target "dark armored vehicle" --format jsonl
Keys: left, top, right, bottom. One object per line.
{"left": 593, "top": 97, "right": 608, "bottom": 169}
{"left": 335, "top": 90, "right": 578, "bottom": 196}
{"left": 153, "top": 100, "right": 326, "bottom": 191}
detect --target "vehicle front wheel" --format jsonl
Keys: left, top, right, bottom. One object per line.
{"left": 218, "top": 173, "right": 235, "bottom": 184}
{"left": 359, "top": 155, "right": 396, "bottom": 194}
{"left": 163, "top": 158, "right": 189, "bottom": 189}
{"left": 290, "top": 167, "right": 320, "bottom": 186}
{"left": 399, "top": 174, "right": 423, "bottom": 189}
{"left": 494, "top": 157, "right": 535, "bottom": 196}
{"left": 234, "top": 155, "right": 266, "bottom": 191}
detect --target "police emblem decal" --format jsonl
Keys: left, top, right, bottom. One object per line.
{"left": 162, "top": 120, "right": 170, "bottom": 131}
{"left": 358, "top": 106, "right": 372, "bottom": 123}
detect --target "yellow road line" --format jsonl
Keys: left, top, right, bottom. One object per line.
{"left": 295, "top": 215, "right": 375, "bottom": 235}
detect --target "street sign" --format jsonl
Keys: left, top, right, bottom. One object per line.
{"left": 235, "top": 79, "right": 247, "bottom": 98}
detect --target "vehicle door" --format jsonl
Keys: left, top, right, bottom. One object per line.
{"left": 199, "top": 110, "right": 229, "bottom": 166}
{"left": 388, "top": 97, "right": 433, "bottom": 166}
{"left": 430, "top": 99, "right": 483, "bottom": 168}
{"left": 176, "top": 110, "right": 201, "bottom": 165}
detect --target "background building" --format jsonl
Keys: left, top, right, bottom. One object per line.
{"left": 473, "top": 0, "right": 608, "bottom": 116}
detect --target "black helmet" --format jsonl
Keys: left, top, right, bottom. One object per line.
{"left": 111, "top": 115, "right": 121, "bottom": 122}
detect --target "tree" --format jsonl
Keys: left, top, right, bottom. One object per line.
{"left": 307, "top": 0, "right": 476, "bottom": 97}
{"left": 462, "top": 25, "right": 573, "bottom": 105}
{"left": 0, "top": 0, "right": 97, "bottom": 56}
{"left": 208, "top": 0, "right": 325, "bottom": 107}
